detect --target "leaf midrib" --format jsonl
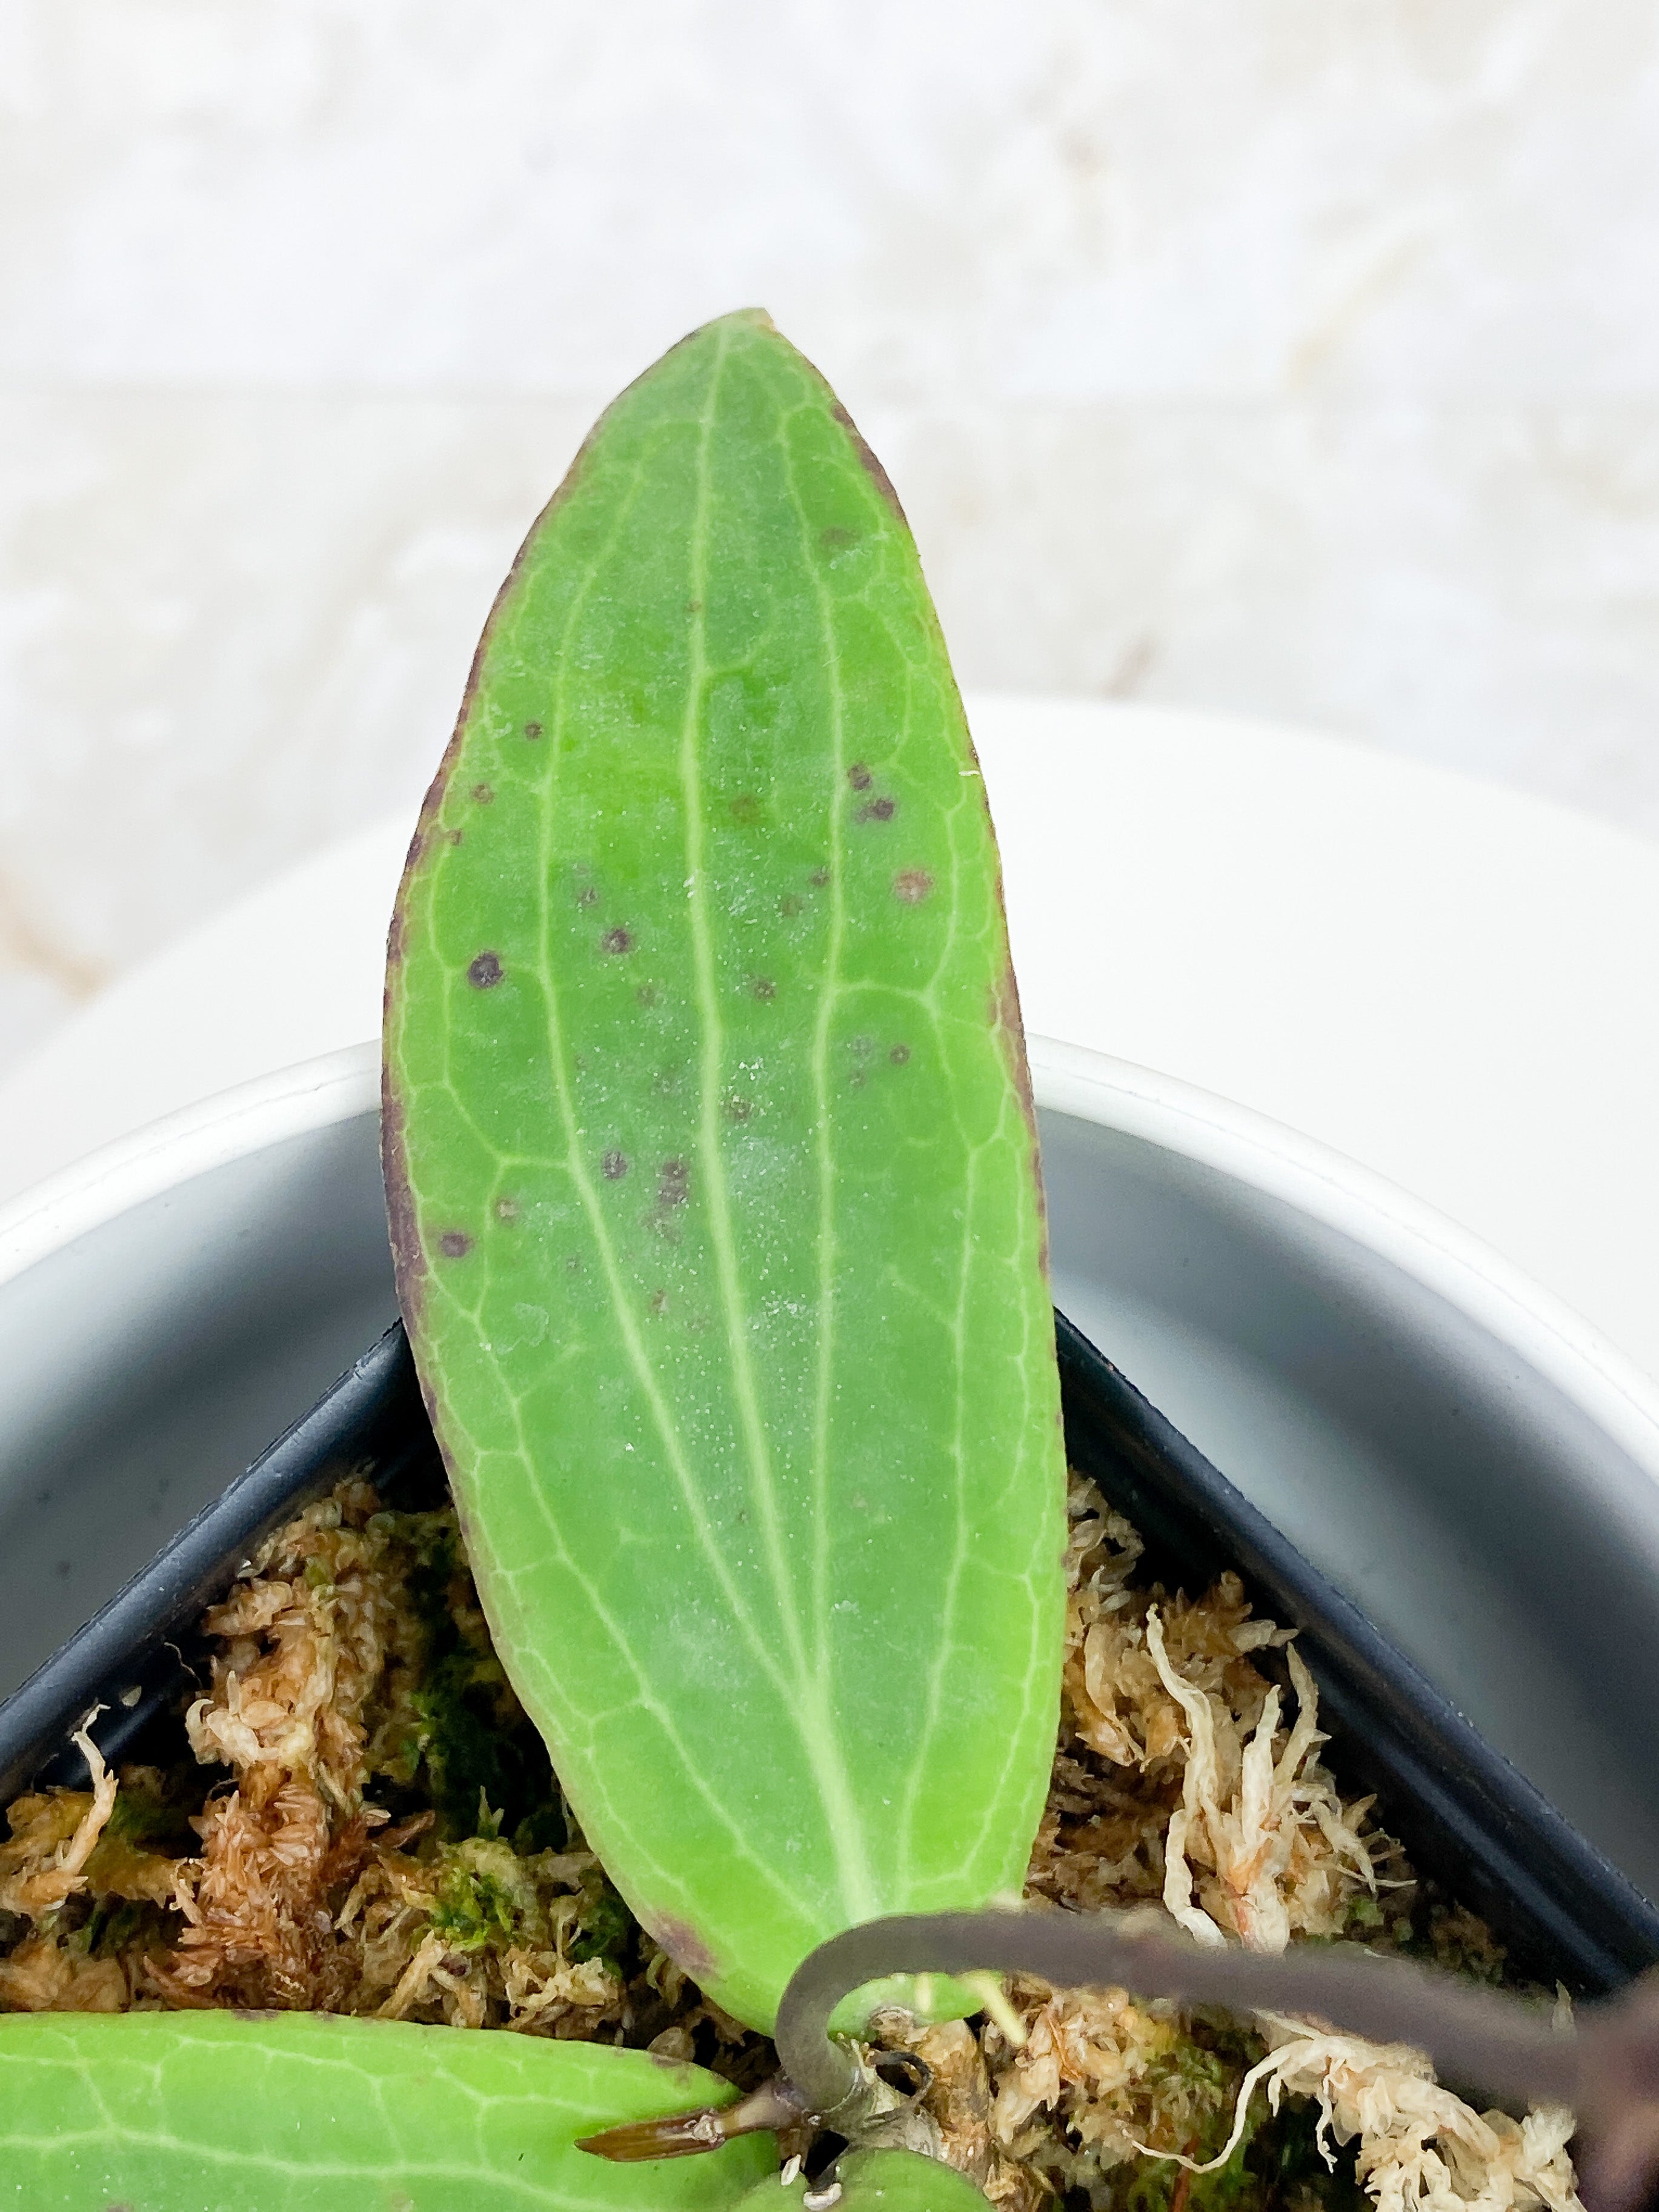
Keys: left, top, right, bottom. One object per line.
{"left": 680, "top": 334, "right": 876, "bottom": 1920}
{"left": 509, "top": 335, "right": 880, "bottom": 1924}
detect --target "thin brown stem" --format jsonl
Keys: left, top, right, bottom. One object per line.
{"left": 584, "top": 1903, "right": 1659, "bottom": 2212}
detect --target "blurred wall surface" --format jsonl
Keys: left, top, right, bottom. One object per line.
{"left": 2, "top": 1, "right": 1658, "bottom": 1065}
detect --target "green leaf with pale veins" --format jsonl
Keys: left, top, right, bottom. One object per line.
{"left": 383, "top": 309, "right": 1066, "bottom": 2033}
{"left": 0, "top": 2010, "right": 773, "bottom": 2210}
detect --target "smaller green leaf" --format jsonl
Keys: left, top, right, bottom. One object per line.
{"left": 0, "top": 2010, "right": 773, "bottom": 2210}
{"left": 741, "top": 2151, "right": 989, "bottom": 2212}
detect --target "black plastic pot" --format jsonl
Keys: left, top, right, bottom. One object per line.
{"left": 2, "top": 1312, "right": 1655, "bottom": 1995}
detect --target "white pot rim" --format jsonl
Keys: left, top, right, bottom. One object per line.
{"left": 2, "top": 1032, "right": 1655, "bottom": 1480}
{"left": 0, "top": 1041, "right": 384, "bottom": 1290}
{"left": 1028, "top": 1036, "right": 1659, "bottom": 1476}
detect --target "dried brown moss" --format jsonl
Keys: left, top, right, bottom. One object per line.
{"left": 953, "top": 1479, "right": 1572, "bottom": 2212}
{"left": 0, "top": 1469, "right": 1576, "bottom": 2212}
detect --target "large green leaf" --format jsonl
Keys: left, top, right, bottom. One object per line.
{"left": 383, "top": 309, "right": 1065, "bottom": 2033}
{"left": 0, "top": 2010, "right": 771, "bottom": 2209}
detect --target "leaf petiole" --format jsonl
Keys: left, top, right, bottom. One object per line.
{"left": 590, "top": 1904, "right": 1644, "bottom": 2182}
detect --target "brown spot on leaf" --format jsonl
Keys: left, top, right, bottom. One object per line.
{"left": 636, "top": 983, "right": 657, "bottom": 1007}
{"left": 751, "top": 975, "right": 776, "bottom": 1000}
{"left": 990, "top": 958, "right": 1048, "bottom": 1277}
{"left": 447, "top": 827, "right": 464, "bottom": 846}
{"left": 404, "top": 829, "right": 425, "bottom": 868}
{"left": 889, "top": 1043, "right": 911, "bottom": 1064}
{"left": 467, "top": 950, "right": 504, "bottom": 988}
{"left": 725, "top": 1094, "right": 753, "bottom": 1122}
{"left": 471, "top": 782, "right": 494, "bottom": 804}
{"left": 809, "top": 866, "right": 831, "bottom": 889}
{"left": 385, "top": 912, "right": 403, "bottom": 965}
{"left": 857, "top": 795, "right": 896, "bottom": 822}
{"left": 494, "top": 1197, "right": 519, "bottom": 1221}
{"left": 831, "top": 401, "right": 908, "bottom": 523}
{"left": 780, "top": 893, "right": 803, "bottom": 918}
{"left": 730, "top": 792, "right": 760, "bottom": 825}
{"left": 524, "top": 719, "right": 543, "bottom": 740}
{"left": 379, "top": 1086, "right": 427, "bottom": 1329}
{"left": 649, "top": 1289, "right": 668, "bottom": 1316}
{"left": 685, "top": 597, "right": 703, "bottom": 614}
{"left": 649, "top": 1914, "right": 719, "bottom": 1982}
{"left": 439, "top": 1231, "right": 473, "bottom": 1260}
{"left": 577, "top": 886, "right": 599, "bottom": 908}
{"left": 893, "top": 868, "right": 934, "bottom": 903}
{"left": 848, "top": 763, "right": 873, "bottom": 791}
{"left": 602, "top": 926, "right": 634, "bottom": 955}
{"left": 822, "top": 524, "right": 856, "bottom": 549}
{"left": 657, "top": 1158, "right": 689, "bottom": 1207}
{"left": 602, "top": 1150, "right": 629, "bottom": 1180}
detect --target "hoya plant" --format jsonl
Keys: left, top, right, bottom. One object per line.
{"left": 0, "top": 311, "right": 1068, "bottom": 2209}
{"left": 0, "top": 312, "right": 1635, "bottom": 2212}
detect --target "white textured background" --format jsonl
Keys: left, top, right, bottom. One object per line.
{"left": 4, "top": 0, "right": 1659, "bottom": 1066}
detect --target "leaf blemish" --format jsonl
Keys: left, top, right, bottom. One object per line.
{"left": 658, "top": 1159, "right": 689, "bottom": 1207}
{"left": 439, "top": 1231, "right": 473, "bottom": 1260}
{"left": 809, "top": 866, "right": 830, "bottom": 889}
{"left": 822, "top": 524, "right": 856, "bottom": 549}
{"left": 577, "top": 886, "right": 599, "bottom": 908}
{"left": 751, "top": 976, "right": 776, "bottom": 1001}
{"left": 494, "top": 1197, "right": 519, "bottom": 1221}
{"left": 471, "top": 783, "right": 494, "bottom": 805}
{"left": 650, "top": 1913, "right": 718, "bottom": 1982}
{"left": 847, "top": 764, "right": 872, "bottom": 791}
{"left": 602, "top": 927, "right": 635, "bottom": 954}
{"left": 602, "top": 1150, "right": 629, "bottom": 1181}
{"left": 649, "top": 1289, "right": 668, "bottom": 1316}
{"left": 831, "top": 399, "right": 907, "bottom": 520}
{"left": 467, "top": 951, "right": 504, "bottom": 988}
{"left": 636, "top": 983, "right": 657, "bottom": 1007}
{"left": 447, "top": 827, "right": 464, "bottom": 846}
{"left": 725, "top": 1095, "right": 753, "bottom": 1122}
{"left": 889, "top": 1043, "right": 911, "bottom": 1064}
{"left": 856, "top": 796, "right": 896, "bottom": 823}
{"left": 780, "top": 893, "right": 803, "bottom": 917}
{"left": 893, "top": 868, "right": 934, "bottom": 904}
{"left": 523, "top": 719, "right": 542, "bottom": 740}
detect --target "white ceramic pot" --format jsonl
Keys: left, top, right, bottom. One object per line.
{"left": 1, "top": 1038, "right": 1657, "bottom": 1899}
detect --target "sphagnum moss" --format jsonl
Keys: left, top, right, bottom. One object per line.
{"left": 0, "top": 1469, "right": 1571, "bottom": 2212}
